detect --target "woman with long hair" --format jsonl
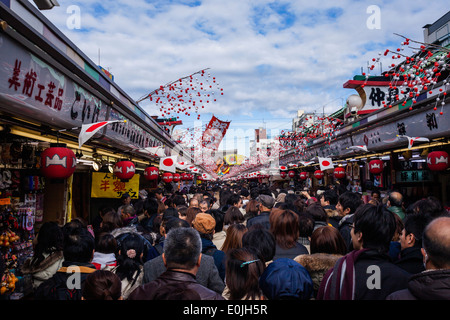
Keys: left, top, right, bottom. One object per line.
{"left": 108, "top": 233, "right": 144, "bottom": 299}
{"left": 221, "top": 223, "right": 248, "bottom": 253}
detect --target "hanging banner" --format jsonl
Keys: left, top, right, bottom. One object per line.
{"left": 201, "top": 115, "right": 230, "bottom": 150}
{"left": 91, "top": 172, "right": 140, "bottom": 199}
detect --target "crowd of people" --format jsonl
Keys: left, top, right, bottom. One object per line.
{"left": 14, "top": 181, "right": 450, "bottom": 300}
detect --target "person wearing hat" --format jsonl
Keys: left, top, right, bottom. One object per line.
{"left": 192, "top": 213, "right": 226, "bottom": 281}
{"left": 246, "top": 194, "right": 275, "bottom": 230}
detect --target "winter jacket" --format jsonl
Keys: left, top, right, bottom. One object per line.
{"left": 273, "top": 243, "right": 309, "bottom": 261}
{"left": 338, "top": 214, "right": 354, "bottom": 252}
{"left": 111, "top": 225, "right": 153, "bottom": 262}
{"left": 200, "top": 237, "right": 226, "bottom": 281}
{"left": 318, "top": 249, "right": 410, "bottom": 300}
{"left": 108, "top": 265, "right": 144, "bottom": 300}
{"left": 295, "top": 253, "right": 343, "bottom": 298}
{"left": 394, "top": 246, "right": 425, "bottom": 275}
{"left": 386, "top": 269, "right": 450, "bottom": 300}
{"left": 143, "top": 253, "right": 225, "bottom": 294}
{"left": 34, "top": 261, "right": 97, "bottom": 300}
{"left": 21, "top": 251, "right": 64, "bottom": 289}
{"left": 128, "top": 269, "right": 225, "bottom": 300}
{"left": 246, "top": 211, "right": 271, "bottom": 230}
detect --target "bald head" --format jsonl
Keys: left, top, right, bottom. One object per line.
{"left": 388, "top": 191, "right": 403, "bottom": 208}
{"left": 423, "top": 217, "right": 450, "bottom": 269}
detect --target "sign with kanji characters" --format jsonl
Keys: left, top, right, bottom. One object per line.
{"left": 395, "top": 170, "right": 433, "bottom": 183}
{"left": 91, "top": 172, "right": 140, "bottom": 199}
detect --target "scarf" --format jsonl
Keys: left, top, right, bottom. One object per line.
{"left": 317, "top": 248, "right": 369, "bottom": 300}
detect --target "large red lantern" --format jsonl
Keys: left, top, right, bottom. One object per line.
{"left": 369, "top": 159, "right": 383, "bottom": 174}
{"left": 427, "top": 151, "right": 449, "bottom": 171}
{"left": 288, "top": 170, "right": 295, "bottom": 178}
{"left": 314, "top": 170, "right": 324, "bottom": 180}
{"left": 144, "top": 166, "right": 159, "bottom": 180}
{"left": 40, "top": 143, "right": 77, "bottom": 179}
{"left": 162, "top": 172, "right": 173, "bottom": 183}
{"left": 299, "top": 172, "right": 308, "bottom": 180}
{"left": 334, "top": 167, "right": 345, "bottom": 179}
{"left": 114, "top": 160, "right": 135, "bottom": 182}
{"left": 280, "top": 171, "right": 287, "bottom": 179}
{"left": 181, "top": 172, "right": 189, "bottom": 181}
{"left": 173, "top": 173, "right": 181, "bottom": 182}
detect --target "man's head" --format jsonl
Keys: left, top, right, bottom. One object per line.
{"left": 336, "top": 191, "right": 363, "bottom": 217}
{"left": 120, "top": 205, "right": 135, "bottom": 222}
{"left": 422, "top": 216, "right": 450, "bottom": 270}
{"left": 62, "top": 226, "right": 95, "bottom": 263}
{"left": 228, "top": 194, "right": 242, "bottom": 208}
{"left": 387, "top": 191, "right": 403, "bottom": 208}
{"left": 121, "top": 193, "right": 131, "bottom": 205}
{"left": 189, "top": 198, "right": 199, "bottom": 208}
{"left": 256, "top": 194, "right": 275, "bottom": 211}
{"left": 320, "top": 189, "right": 338, "bottom": 207}
{"left": 199, "top": 200, "right": 210, "bottom": 212}
{"left": 400, "top": 214, "right": 432, "bottom": 250}
{"left": 162, "top": 227, "right": 202, "bottom": 272}
{"left": 351, "top": 204, "right": 397, "bottom": 253}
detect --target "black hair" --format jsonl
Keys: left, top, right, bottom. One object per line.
{"left": 242, "top": 228, "right": 276, "bottom": 263}
{"left": 144, "top": 197, "right": 159, "bottom": 216}
{"left": 162, "top": 207, "right": 179, "bottom": 222}
{"left": 172, "top": 195, "right": 187, "bottom": 207}
{"left": 353, "top": 204, "right": 396, "bottom": 253}
{"left": 62, "top": 226, "right": 95, "bottom": 263}
{"left": 338, "top": 191, "right": 363, "bottom": 215}
{"left": 30, "top": 221, "right": 64, "bottom": 267}
{"left": 164, "top": 217, "right": 190, "bottom": 234}
{"left": 322, "top": 189, "right": 338, "bottom": 206}
{"left": 298, "top": 212, "right": 315, "bottom": 238}
{"left": 227, "top": 194, "right": 241, "bottom": 206}
{"left": 95, "top": 232, "right": 118, "bottom": 254}
{"left": 305, "top": 203, "right": 328, "bottom": 223}
{"left": 115, "top": 233, "right": 144, "bottom": 286}
{"left": 403, "top": 214, "right": 432, "bottom": 247}
{"left": 208, "top": 209, "right": 225, "bottom": 232}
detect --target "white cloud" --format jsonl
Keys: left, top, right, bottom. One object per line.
{"left": 40, "top": 0, "right": 449, "bottom": 138}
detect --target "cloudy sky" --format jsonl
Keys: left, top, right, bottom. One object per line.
{"left": 39, "top": 0, "right": 448, "bottom": 155}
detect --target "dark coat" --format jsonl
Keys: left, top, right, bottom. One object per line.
{"left": 200, "top": 238, "right": 226, "bottom": 281}
{"left": 387, "top": 269, "right": 450, "bottom": 300}
{"left": 273, "top": 243, "right": 309, "bottom": 261}
{"left": 128, "top": 270, "right": 225, "bottom": 300}
{"left": 394, "top": 246, "right": 425, "bottom": 275}
{"left": 34, "top": 261, "right": 97, "bottom": 300}
{"left": 338, "top": 214, "right": 354, "bottom": 252}
{"left": 246, "top": 211, "right": 271, "bottom": 230}
{"left": 143, "top": 253, "right": 225, "bottom": 294}
{"left": 318, "top": 249, "right": 410, "bottom": 300}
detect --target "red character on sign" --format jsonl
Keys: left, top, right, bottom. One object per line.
{"left": 8, "top": 59, "right": 21, "bottom": 91}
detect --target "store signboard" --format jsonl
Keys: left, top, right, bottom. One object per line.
{"left": 0, "top": 34, "right": 165, "bottom": 149}
{"left": 395, "top": 170, "right": 433, "bottom": 183}
{"left": 91, "top": 172, "right": 140, "bottom": 199}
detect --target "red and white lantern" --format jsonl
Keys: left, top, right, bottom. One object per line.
{"left": 369, "top": 159, "right": 383, "bottom": 174}
{"left": 40, "top": 143, "right": 77, "bottom": 179}
{"left": 334, "top": 167, "right": 346, "bottom": 179}
{"left": 427, "top": 151, "right": 449, "bottom": 171}
{"left": 144, "top": 166, "right": 159, "bottom": 180}
{"left": 181, "top": 172, "right": 189, "bottom": 181}
{"left": 162, "top": 172, "right": 173, "bottom": 183}
{"left": 114, "top": 160, "right": 135, "bottom": 182}
{"left": 288, "top": 170, "right": 295, "bottom": 178}
{"left": 299, "top": 172, "right": 308, "bottom": 180}
{"left": 280, "top": 171, "right": 287, "bottom": 179}
{"left": 314, "top": 170, "right": 324, "bottom": 180}
{"left": 173, "top": 173, "right": 181, "bottom": 182}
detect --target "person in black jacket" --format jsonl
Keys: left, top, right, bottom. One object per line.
{"left": 336, "top": 191, "right": 363, "bottom": 252}
{"left": 387, "top": 216, "right": 450, "bottom": 300}
{"left": 34, "top": 223, "right": 96, "bottom": 300}
{"left": 395, "top": 213, "right": 432, "bottom": 274}
{"left": 318, "top": 204, "right": 410, "bottom": 300}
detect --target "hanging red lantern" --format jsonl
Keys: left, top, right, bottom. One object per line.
{"left": 288, "top": 170, "right": 295, "bottom": 178}
{"left": 314, "top": 170, "right": 324, "bottom": 180}
{"left": 181, "top": 172, "right": 189, "bottom": 181}
{"left": 144, "top": 166, "right": 159, "bottom": 180}
{"left": 114, "top": 160, "right": 135, "bottom": 182}
{"left": 280, "top": 171, "right": 287, "bottom": 179}
{"left": 173, "top": 173, "right": 181, "bottom": 182}
{"left": 40, "top": 143, "right": 77, "bottom": 179}
{"left": 369, "top": 159, "right": 383, "bottom": 174}
{"left": 334, "top": 167, "right": 346, "bottom": 179}
{"left": 162, "top": 172, "right": 173, "bottom": 183}
{"left": 427, "top": 151, "right": 449, "bottom": 171}
{"left": 299, "top": 172, "right": 308, "bottom": 180}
